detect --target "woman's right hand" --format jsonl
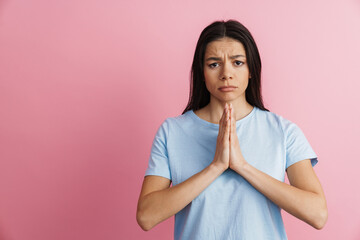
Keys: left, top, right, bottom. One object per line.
{"left": 211, "top": 103, "right": 230, "bottom": 172}
{"left": 137, "top": 103, "right": 231, "bottom": 231}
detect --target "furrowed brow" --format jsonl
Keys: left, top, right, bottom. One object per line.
{"left": 205, "top": 55, "right": 246, "bottom": 61}
{"left": 205, "top": 57, "right": 222, "bottom": 61}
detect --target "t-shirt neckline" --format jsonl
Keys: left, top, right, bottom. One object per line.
{"left": 188, "top": 105, "right": 257, "bottom": 128}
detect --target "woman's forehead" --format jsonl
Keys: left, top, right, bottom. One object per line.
{"left": 205, "top": 38, "right": 246, "bottom": 56}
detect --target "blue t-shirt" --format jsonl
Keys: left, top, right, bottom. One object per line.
{"left": 145, "top": 106, "right": 318, "bottom": 240}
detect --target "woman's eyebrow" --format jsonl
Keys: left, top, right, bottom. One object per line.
{"left": 205, "top": 55, "right": 246, "bottom": 61}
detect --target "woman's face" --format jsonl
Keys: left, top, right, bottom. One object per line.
{"left": 203, "top": 37, "right": 251, "bottom": 103}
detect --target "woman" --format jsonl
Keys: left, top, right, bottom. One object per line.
{"left": 136, "top": 19, "right": 327, "bottom": 239}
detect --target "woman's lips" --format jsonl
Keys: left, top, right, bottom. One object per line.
{"left": 219, "top": 87, "right": 237, "bottom": 92}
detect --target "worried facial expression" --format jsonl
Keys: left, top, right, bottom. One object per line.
{"left": 203, "top": 37, "right": 251, "bottom": 103}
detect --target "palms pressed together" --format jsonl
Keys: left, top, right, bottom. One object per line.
{"left": 213, "top": 103, "right": 247, "bottom": 172}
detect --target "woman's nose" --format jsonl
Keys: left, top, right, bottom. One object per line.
{"left": 219, "top": 63, "right": 233, "bottom": 80}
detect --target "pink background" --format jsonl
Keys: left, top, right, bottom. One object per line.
{"left": 1, "top": 0, "right": 359, "bottom": 239}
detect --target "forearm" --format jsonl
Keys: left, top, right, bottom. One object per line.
{"left": 233, "top": 163, "right": 327, "bottom": 229}
{"left": 138, "top": 163, "right": 225, "bottom": 230}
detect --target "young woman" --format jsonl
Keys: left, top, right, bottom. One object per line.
{"left": 136, "top": 19, "right": 327, "bottom": 239}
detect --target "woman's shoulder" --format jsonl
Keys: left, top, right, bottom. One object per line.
{"left": 157, "top": 110, "right": 194, "bottom": 127}
{"left": 255, "top": 107, "right": 297, "bottom": 132}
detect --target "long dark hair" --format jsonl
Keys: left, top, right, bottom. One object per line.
{"left": 182, "top": 19, "right": 269, "bottom": 114}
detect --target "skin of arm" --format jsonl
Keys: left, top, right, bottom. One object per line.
{"left": 228, "top": 103, "right": 328, "bottom": 229}
{"left": 136, "top": 164, "right": 225, "bottom": 231}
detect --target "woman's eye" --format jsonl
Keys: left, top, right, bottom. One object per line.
{"left": 209, "top": 63, "right": 219, "bottom": 68}
{"left": 235, "top": 61, "right": 244, "bottom": 66}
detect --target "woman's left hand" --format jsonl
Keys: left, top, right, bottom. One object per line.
{"left": 229, "top": 103, "right": 247, "bottom": 172}
{"left": 227, "top": 104, "right": 327, "bottom": 230}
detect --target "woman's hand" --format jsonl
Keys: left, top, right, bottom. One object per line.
{"left": 211, "top": 104, "right": 327, "bottom": 230}
{"left": 211, "top": 103, "right": 231, "bottom": 172}
{"left": 229, "top": 103, "right": 247, "bottom": 171}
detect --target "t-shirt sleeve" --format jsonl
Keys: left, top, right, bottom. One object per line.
{"left": 144, "top": 119, "right": 172, "bottom": 180}
{"left": 285, "top": 122, "right": 318, "bottom": 169}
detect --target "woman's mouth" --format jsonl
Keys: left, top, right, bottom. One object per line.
{"left": 219, "top": 86, "right": 237, "bottom": 92}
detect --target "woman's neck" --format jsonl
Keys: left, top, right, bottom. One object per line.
{"left": 195, "top": 100, "right": 254, "bottom": 124}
